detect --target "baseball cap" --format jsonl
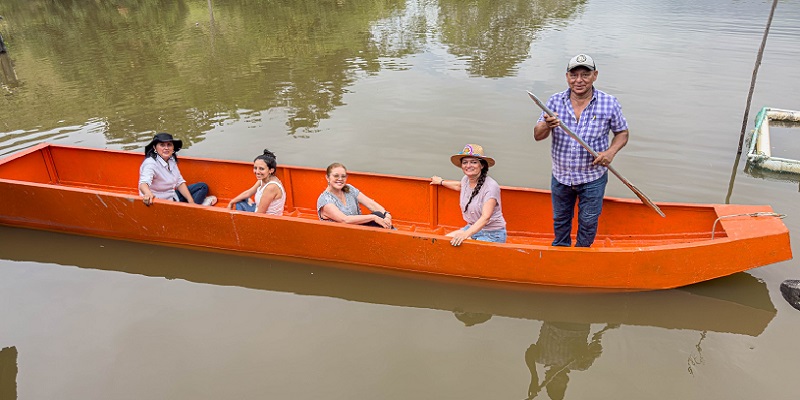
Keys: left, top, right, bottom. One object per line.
{"left": 566, "top": 54, "right": 596, "bottom": 72}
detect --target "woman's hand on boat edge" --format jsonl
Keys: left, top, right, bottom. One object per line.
{"left": 372, "top": 214, "right": 391, "bottom": 229}
{"left": 448, "top": 230, "right": 469, "bottom": 247}
{"left": 138, "top": 183, "right": 155, "bottom": 206}
{"left": 382, "top": 212, "right": 393, "bottom": 228}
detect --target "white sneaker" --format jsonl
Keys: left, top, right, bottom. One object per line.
{"left": 202, "top": 195, "right": 218, "bottom": 206}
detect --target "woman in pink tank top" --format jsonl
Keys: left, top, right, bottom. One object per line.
{"left": 226, "top": 149, "right": 286, "bottom": 216}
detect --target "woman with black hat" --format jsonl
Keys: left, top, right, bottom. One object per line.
{"left": 431, "top": 144, "right": 506, "bottom": 246}
{"left": 138, "top": 133, "right": 216, "bottom": 206}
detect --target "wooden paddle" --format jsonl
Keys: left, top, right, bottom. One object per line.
{"left": 527, "top": 90, "right": 665, "bottom": 217}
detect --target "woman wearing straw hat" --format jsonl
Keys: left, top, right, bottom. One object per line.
{"left": 431, "top": 144, "right": 507, "bottom": 246}
{"left": 138, "top": 133, "right": 217, "bottom": 207}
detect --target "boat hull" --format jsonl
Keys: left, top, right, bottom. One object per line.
{"left": 0, "top": 144, "right": 792, "bottom": 290}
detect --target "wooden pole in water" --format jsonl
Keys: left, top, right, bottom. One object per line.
{"left": 725, "top": 0, "right": 779, "bottom": 204}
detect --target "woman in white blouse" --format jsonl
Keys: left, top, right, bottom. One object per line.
{"left": 138, "top": 133, "right": 216, "bottom": 206}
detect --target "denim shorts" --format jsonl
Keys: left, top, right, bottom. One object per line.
{"left": 461, "top": 225, "right": 507, "bottom": 243}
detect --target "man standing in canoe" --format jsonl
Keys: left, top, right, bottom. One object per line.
{"left": 533, "top": 54, "right": 629, "bottom": 247}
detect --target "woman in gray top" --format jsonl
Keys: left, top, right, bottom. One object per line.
{"left": 138, "top": 133, "right": 217, "bottom": 207}
{"left": 317, "top": 162, "right": 393, "bottom": 229}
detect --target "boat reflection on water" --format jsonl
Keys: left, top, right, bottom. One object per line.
{"left": 0, "top": 226, "right": 777, "bottom": 399}
{"left": 0, "top": 226, "right": 776, "bottom": 337}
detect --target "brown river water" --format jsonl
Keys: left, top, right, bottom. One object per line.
{"left": 1, "top": 0, "right": 800, "bottom": 399}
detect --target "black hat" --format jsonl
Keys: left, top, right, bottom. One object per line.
{"left": 144, "top": 133, "right": 183, "bottom": 155}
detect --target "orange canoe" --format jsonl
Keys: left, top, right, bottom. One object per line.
{"left": 0, "top": 143, "right": 792, "bottom": 290}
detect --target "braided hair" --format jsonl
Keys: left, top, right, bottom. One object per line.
{"left": 464, "top": 160, "right": 489, "bottom": 213}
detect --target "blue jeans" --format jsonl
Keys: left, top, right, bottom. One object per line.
{"left": 551, "top": 173, "right": 607, "bottom": 247}
{"left": 461, "top": 225, "right": 507, "bottom": 243}
{"left": 177, "top": 182, "right": 209, "bottom": 204}
{"left": 235, "top": 200, "right": 257, "bottom": 212}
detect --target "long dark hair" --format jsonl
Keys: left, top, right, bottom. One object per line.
{"left": 464, "top": 160, "right": 489, "bottom": 212}
{"left": 255, "top": 149, "right": 277, "bottom": 175}
{"left": 326, "top": 162, "right": 350, "bottom": 193}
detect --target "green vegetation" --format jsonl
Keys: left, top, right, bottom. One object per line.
{"left": 0, "top": 0, "right": 582, "bottom": 146}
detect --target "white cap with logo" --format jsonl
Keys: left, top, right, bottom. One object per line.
{"left": 566, "top": 54, "right": 596, "bottom": 72}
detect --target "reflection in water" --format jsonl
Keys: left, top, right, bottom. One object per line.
{"left": 0, "top": 0, "right": 409, "bottom": 140}
{"left": 453, "top": 310, "right": 492, "bottom": 327}
{"left": 0, "top": 14, "right": 5, "bottom": 54}
{"left": 450, "top": 303, "right": 623, "bottom": 398}
{"left": 0, "top": 54, "right": 17, "bottom": 89}
{"left": 0, "top": 226, "right": 777, "bottom": 337}
{"left": 0, "top": 0, "right": 586, "bottom": 143}
{"left": 744, "top": 160, "right": 800, "bottom": 192}
{"left": 0, "top": 346, "right": 17, "bottom": 400}
{"left": 438, "top": 0, "right": 586, "bottom": 78}
{"left": 0, "top": 226, "right": 782, "bottom": 398}
{"left": 525, "top": 322, "right": 616, "bottom": 400}
{"left": 687, "top": 331, "right": 707, "bottom": 377}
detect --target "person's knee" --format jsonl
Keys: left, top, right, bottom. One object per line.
{"left": 578, "top": 196, "right": 603, "bottom": 223}
{"left": 579, "top": 209, "right": 601, "bottom": 224}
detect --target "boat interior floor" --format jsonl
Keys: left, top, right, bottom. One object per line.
{"left": 62, "top": 184, "right": 719, "bottom": 249}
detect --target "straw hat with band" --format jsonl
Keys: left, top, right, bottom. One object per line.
{"left": 450, "top": 144, "right": 495, "bottom": 168}
{"left": 145, "top": 132, "right": 183, "bottom": 156}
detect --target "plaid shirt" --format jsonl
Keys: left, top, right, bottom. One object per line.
{"left": 538, "top": 88, "right": 628, "bottom": 185}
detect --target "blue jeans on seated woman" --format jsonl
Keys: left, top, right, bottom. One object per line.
{"left": 461, "top": 225, "right": 507, "bottom": 243}
{"left": 176, "top": 182, "right": 209, "bottom": 204}
{"left": 235, "top": 200, "right": 257, "bottom": 212}
{"left": 551, "top": 172, "right": 607, "bottom": 248}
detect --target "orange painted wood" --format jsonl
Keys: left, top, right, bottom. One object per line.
{"left": 0, "top": 143, "right": 792, "bottom": 290}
